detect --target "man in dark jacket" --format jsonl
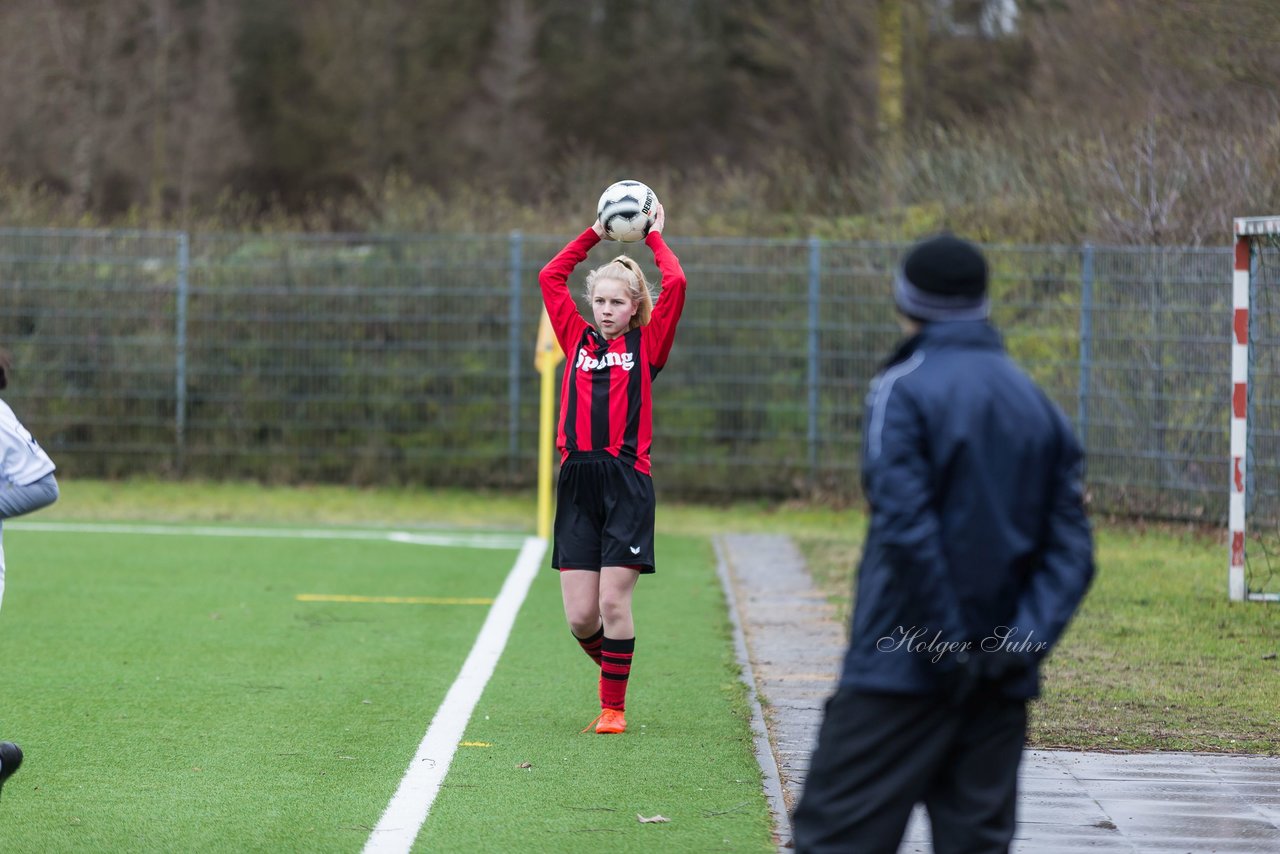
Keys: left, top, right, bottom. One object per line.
{"left": 792, "top": 234, "right": 1095, "bottom": 854}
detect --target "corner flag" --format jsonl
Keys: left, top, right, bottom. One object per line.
{"left": 535, "top": 310, "right": 564, "bottom": 539}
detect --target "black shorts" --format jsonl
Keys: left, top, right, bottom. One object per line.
{"left": 552, "top": 450, "right": 656, "bottom": 573}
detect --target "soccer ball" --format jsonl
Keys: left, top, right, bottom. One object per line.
{"left": 596, "top": 180, "right": 657, "bottom": 243}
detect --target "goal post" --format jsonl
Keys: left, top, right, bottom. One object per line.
{"left": 1230, "top": 216, "right": 1280, "bottom": 602}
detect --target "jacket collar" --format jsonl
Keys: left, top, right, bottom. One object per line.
{"left": 883, "top": 320, "right": 1004, "bottom": 369}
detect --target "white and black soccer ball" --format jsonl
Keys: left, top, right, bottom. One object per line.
{"left": 596, "top": 180, "right": 657, "bottom": 243}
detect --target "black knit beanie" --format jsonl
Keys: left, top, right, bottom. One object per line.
{"left": 893, "top": 233, "right": 989, "bottom": 322}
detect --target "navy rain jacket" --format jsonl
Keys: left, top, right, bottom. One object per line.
{"left": 840, "top": 320, "right": 1095, "bottom": 699}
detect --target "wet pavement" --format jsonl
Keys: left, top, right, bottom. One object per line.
{"left": 716, "top": 533, "right": 1280, "bottom": 854}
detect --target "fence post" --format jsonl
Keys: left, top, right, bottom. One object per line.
{"left": 807, "top": 236, "right": 821, "bottom": 489}
{"left": 509, "top": 231, "right": 523, "bottom": 479}
{"left": 175, "top": 231, "right": 190, "bottom": 475}
{"left": 1078, "top": 243, "right": 1093, "bottom": 466}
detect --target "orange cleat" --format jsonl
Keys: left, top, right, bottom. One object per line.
{"left": 595, "top": 708, "right": 626, "bottom": 734}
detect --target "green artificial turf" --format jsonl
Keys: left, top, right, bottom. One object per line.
{"left": 0, "top": 528, "right": 515, "bottom": 851}
{"left": 0, "top": 480, "right": 777, "bottom": 852}
{"left": 421, "top": 536, "right": 773, "bottom": 853}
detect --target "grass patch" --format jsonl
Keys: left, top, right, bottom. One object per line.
{"left": 1031, "top": 525, "right": 1280, "bottom": 753}
{"left": 47, "top": 478, "right": 536, "bottom": 531}
{"left": 46, "top": 478, "right": 863, "bottom": 541}
{"left": 792, "top": 518, "right": 1280, "bottom": 755}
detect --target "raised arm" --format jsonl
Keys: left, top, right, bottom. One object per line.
{"left": 538, "top": 226, "right": 601, "bottom": 352}
{"left": 642, "top": 203, "right": 686, "bottom": 371}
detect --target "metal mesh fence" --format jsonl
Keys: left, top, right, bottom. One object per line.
{"left": 0, "top": 229, "right": 184, "bottom": 477}
{"left": 1243, "top": 235, "right": 1280, "bottom": 595}
{"left": 1081, "top": 246, "right": 1229, "bottom": 519}
{"left": 0, "top": 227, "right": 1252, "bottom": 518}
{"left": 182, "top": 232, "right": 531, "bottom": 485}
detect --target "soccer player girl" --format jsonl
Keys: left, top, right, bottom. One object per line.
{"left": 537, "top": 199, "right": 686, "bottom": 734}
{"left": 0, "top": 350, "right": 60, "bottom": 794}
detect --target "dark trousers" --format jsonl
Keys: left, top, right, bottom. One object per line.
{"left": 792, "top": 685, "right": 1027, "bottom": 854}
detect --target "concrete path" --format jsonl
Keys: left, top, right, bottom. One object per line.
{"left": 716, "top": 533, "right": 1280, "bottom": 853}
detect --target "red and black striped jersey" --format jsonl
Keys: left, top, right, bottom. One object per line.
{"left": 539, "top": 228, "right": 687, "bottom": 475}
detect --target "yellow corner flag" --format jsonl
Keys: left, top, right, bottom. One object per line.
{"left": 534, "top": 309, "right": 564, "bottom": 372}
{"left": 535, "top": 310, "right": 564, "bottom": 539}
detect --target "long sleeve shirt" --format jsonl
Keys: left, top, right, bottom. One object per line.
{"left": 538, "top": 228, "right": 687, "bottom": 475}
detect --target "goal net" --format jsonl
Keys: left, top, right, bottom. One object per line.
{"left": 1231, "top": 216, "right": 1280, "bottom": 601}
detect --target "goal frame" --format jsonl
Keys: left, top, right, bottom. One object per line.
{"left": 1230, "top": 216, "right": 1280, "bottom": 602}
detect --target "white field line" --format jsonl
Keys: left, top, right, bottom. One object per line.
{"left": 8, "top": 520, "right": 526, "bottom": 551}
{"left": 362, "top": 535, "right": 547, "bottom": 854}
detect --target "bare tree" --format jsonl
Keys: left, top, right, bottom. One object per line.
{"left": 42, "top": 2, "right": 119, "bottom": 211}
{"left": 459, "top": 0, "right": 546, "bottom": 190}
{"left": 0, "top": 2, "right": 49, "bottom": 188}
{"left": 172, "top": 0, "right": 246, "bottom": 221}
{"left": 729, "top": 0, "right": 876, "bottom": 175}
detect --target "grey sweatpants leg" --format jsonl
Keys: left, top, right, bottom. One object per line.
{"left": 0, "top": 473, "right": 59, "bottom": 610}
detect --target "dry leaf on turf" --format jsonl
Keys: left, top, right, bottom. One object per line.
{"left": 637, "top": 814, "right": 670, "bottom": 824}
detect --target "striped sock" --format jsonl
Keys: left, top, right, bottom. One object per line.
{"left": 573, "top": 624, "right": 604, "bottom": 666}
{"left": 599, "top": 636, "right": 635, "bottom": 711}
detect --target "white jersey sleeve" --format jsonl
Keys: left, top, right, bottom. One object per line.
{"left": 0, "top": 399, "right": 56, "bottom": 486}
